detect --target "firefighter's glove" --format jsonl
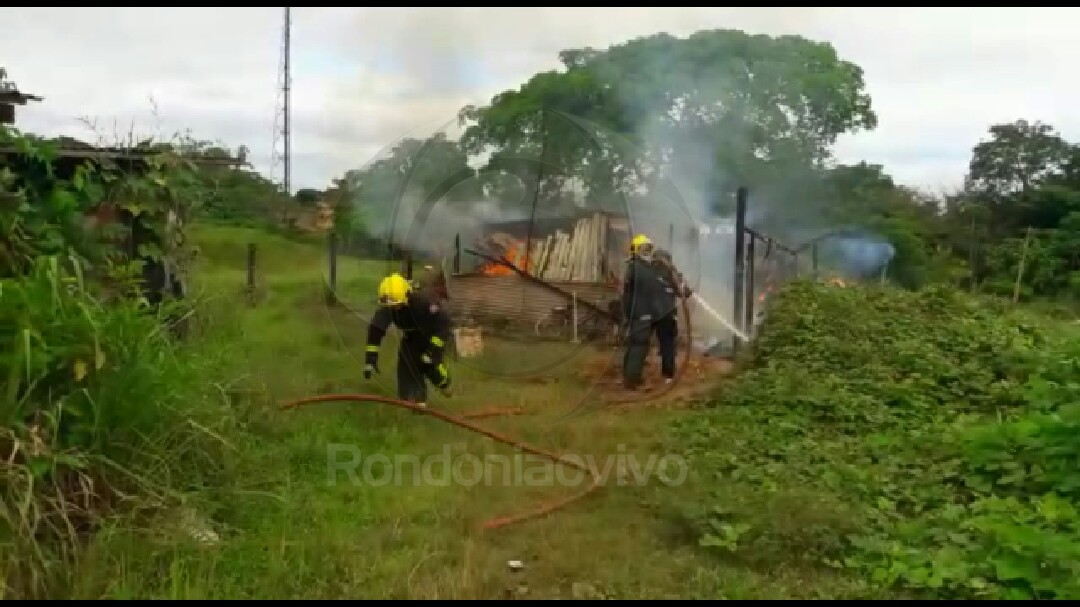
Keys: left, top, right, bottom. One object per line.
{"left": 435, "top": 363, "right": 452, "bottom": 397}
{"left": 422, "top": 345, "right": 444, "bottom": 367}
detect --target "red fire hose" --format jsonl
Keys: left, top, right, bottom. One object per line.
{"left": 293, "top": 289, "right": 699, "bottom": 528}
{"left": 279, "top": 394, "right": 601, "bottom": 531}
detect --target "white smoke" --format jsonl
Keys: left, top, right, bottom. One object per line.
{"left": 342, "top": 141, "right": 535, "bottom": 269}
{"left": 603, "top": 106, "right": 742, "bottom": 344}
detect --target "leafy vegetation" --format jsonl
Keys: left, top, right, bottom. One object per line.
{"left": 671, "top": 280, "right": 1080, "bottom": 599}
{"left": 5, "top": 22, "right": 1080, "bottom": 600}
{"left": 0, "top": 125, "right": 242, "bottom": 597}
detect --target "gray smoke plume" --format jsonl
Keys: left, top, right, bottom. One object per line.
{"left": 341, "top": 128, "right": 535, "bottom": 269}
{"left": 812, "top": 229, "right": 896, "bottom": 278}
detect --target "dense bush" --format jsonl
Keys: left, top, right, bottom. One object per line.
{"left": 672, "top": 280, "right": 1080, "bottom": 600}
{"left": 0, "top": 126, "right": 239, "bottom": 598}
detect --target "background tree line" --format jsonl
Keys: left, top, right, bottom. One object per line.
{"left": 190, "top": 28, "right": 1080, "bottom": 306}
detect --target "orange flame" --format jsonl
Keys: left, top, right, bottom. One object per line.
{"left": 479, "top": 237, "right": 531, "bottom": 276}
{"left": 757, "top": 282, "right": 777, "bottom": 303}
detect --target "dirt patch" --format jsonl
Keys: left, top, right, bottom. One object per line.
{"left": 576, "top": 346, "right": 734, "bottom": 406}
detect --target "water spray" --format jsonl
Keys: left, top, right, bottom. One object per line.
{"left": 692, "top": 293, "right": 749, "bottom": 342}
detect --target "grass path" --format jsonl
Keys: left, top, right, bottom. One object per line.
{"left": 80, "top": 225, "right": 854, "bottom": 599}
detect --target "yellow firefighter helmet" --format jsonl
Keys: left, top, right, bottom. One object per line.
{"left": 377, "top": 273, "right": 411, "bottom": 306}
{"left": 629, "top": 233, "right": 653, "bottom": 256}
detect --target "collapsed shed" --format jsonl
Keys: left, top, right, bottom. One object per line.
{"left": 448, "top": 210, "right": 631, "bottom": 331}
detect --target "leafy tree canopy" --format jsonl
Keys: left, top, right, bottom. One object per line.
{"left": 460, "top": 29, "right": 877, "bottom": 206}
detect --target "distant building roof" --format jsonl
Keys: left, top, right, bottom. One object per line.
{"left": 0, "top": 144, "right": 246, "bottom": 166}
{"left": 0, "top": 70, "right": 44, "bottom": 124}
{"left": 0, "top": 89, "right": 44, "bottom": 105}
{"left": 0, "top": 70, "right": 244, "bottom": 167}
{"left": 0, "top": 133, "right": 248, "bottom": 167}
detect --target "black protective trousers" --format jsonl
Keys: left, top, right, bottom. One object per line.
{"left": 395, "top": 334, "right": 443, "bottom": 402}
{"left": 654, "top": 313, "right": 677, "bottom": 379}
{"left": 623, "top": 314, "right": 678, "bottom": 388}
{"left": 622, "top": 316, "right": 654, "bottom": 389}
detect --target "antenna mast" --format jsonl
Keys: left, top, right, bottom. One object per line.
{"left": 271, "top": 7, "right": 292, "bottom": 221}
{"left": 283, "top": 6, "right": 291, "bottom": 198}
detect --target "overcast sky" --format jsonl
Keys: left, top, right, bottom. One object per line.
{"left": 3, "top": 7, "right": 1079, "bottom": 195}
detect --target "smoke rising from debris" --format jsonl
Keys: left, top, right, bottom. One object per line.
{"left": 341, "top": 129, "right": 535, "bottom": 268}
{"left": 816, "top": 231, "right": 896, "bottom": 278}
{"left": 368, "top": 189, "right": 517, "bottom": 263}
{"left": 620, "top": 118, "right": 739, "bottom": 342}
{"left": 340, "top": 34, "right": 895, "bottom": 341}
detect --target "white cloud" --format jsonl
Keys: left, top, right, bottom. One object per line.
{"left": 3, "top": 7, "right": 1080, "bottom": 193}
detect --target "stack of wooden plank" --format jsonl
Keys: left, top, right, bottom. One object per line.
{"left": 474, "top": 212, "right": 611, "bottom": 282}
{"left": 529, "top": 212, "right": 609, "bottom": 282}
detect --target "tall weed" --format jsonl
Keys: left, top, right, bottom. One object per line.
{"left": 0, "top": 126, "right": 243, "bottom": 598}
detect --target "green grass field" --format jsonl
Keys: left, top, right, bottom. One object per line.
{"left": 61, "top": 224, "right": 868, "bottom": 599}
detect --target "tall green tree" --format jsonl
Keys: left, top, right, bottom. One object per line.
{"left": 957, "top": 120, "right": 1080, "bottom": 299}
{"left": 460, "top": 29, "right": 878, "bottom": 210}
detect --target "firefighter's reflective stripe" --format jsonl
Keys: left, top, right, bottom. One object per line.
{"left": 436, "top": 363, "right": 450, "bottom": 387}
{"left": 366, "top": 345, "right": 379, "bottom": 353}
{"left": 430, "top": 336, "right": 445, "bottom": 348}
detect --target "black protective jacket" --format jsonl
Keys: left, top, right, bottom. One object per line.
{"left": 365, "top": 291, "right": 452, "bottom": 368}
{"left": 652, "top": 259, "right": 692, "bottom": 319}
{"left": 622, "top": 256, "right": 667, "bottom": 322}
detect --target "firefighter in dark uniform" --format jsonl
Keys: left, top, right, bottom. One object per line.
{"left": 621, "top": 234, "right": 667, "bottom": 390}
{"left": 364, "top": 273, "right": 452, "bottom": 408}
{"left": 651, "top": 248, "right": 692, "bottom": 383}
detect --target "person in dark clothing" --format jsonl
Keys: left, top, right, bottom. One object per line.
{"left": 621, "top": 234, "right": 668, "bottom": 390}
{"left": 364, "top": 273, "right": 453, "bottom": 408}
{"left": 651, "top": 248, "right": 693, "bottom": 383}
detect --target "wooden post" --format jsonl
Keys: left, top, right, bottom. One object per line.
{"left": 403, "top": 250, "right": 413, "bottom": 280}
{"left": 733, "top": 187, "right": 748, "bottom": 351}
{"left": 1013, "top": 227, "right": 1034, "bottom": 304}
{"left": 969, "top": 211, "right": 978, "bottom": 293}
{"left": 246, "top": 243, "right": 256, "bottom": 306}
{"left": 454, "top": 233, "right": 461, "bottom": 274}
{"left": 745, "top": 236, "right": 756, "bottom": 334}
{"left": 327, "top": 231, "right": 339, "bottom": 305}
{"left": 571, "top": 291, "right": 579, "bottom": 343}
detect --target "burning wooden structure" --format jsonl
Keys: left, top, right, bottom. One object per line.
{"left": 447, "top": 210, "right": 630, "bottom": 332}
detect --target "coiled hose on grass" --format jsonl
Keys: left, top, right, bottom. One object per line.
{"left": 280, "top": 394, "right": 601, "bottom": 531}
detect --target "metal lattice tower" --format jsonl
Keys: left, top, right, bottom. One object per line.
{"left": 270, "top": 7, "right": 292, "bottom": 204}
